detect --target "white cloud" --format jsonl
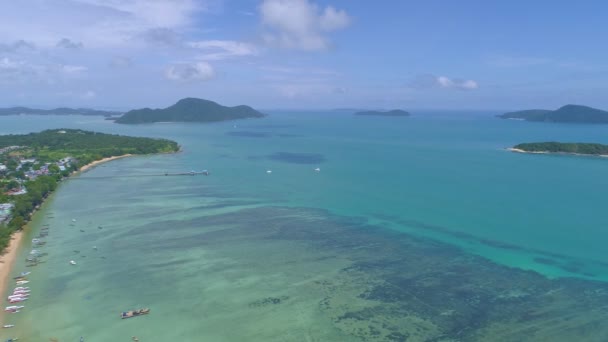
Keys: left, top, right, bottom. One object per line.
{"left": 259, "top": 0, "right": 351, "bottom": 50}
{"left": 83, "top": 90, "right": 96, "bottom": 99}
{"left": 56, "top": 38, "right": 84, "bottom": 49}
{"left": 165, "top": 62, "right": 215, "bottom": 82}
{"left": 436, "top": 76, "right": 478, "bottom": 90}
{"left": 0, "top": 57, "right": 23, "bottom": 70}
{"left": 72, "top": 0, "right": 203, "bottom": 29}
{"left": 62, "top": 65, "right": 88, "bottom": 74}
{"left": 188, "top": 40, "right": 257, "bottom": 60}
{"left": 408, "top": 74, "right": 478, "bottom": 91}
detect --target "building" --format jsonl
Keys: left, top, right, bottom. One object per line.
{"left": 0, "top": 164, "right": 6, "bottom": 173}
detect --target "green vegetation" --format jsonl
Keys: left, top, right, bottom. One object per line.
{"left": 115, "top": 97, "right": 266, "bottom": 124}
{"left": 354, "top": 109, "right": 410, "bottom": 117}
{"left": 498, "top": 105, "right": 608, "bottom": 123}
{"left": 0, "top": 129, "right": 179, "bottom": 253}
{"left": 513, "top": 142, "right": 608, "bottom": 155}
{"left": 0, "top": 106, "right": 121, "bottom": 116}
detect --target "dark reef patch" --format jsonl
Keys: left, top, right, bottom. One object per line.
{"left": 117, "top": 205, "right": 608, "bottom": 341}
{"left": 267, "top": 152, "right": 326, "bottom": 164}
{"left": 249, "top": 296, "right": 290, "bottom": 307}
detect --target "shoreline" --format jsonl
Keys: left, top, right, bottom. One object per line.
{"left": 78, "top": 154, "right": 134, "bottom": 173}
{"left": 0, "top": 153, "right": 138, "bottom": 320}
{"left": 0, "top": 230, "right": 24, "bottom": 321}
{"left": 507, "top": 147, "right": 608, "bottom": 158}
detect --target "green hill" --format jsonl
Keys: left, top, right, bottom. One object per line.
{"left": 498, "top": 105, "right": 608, "bottom": 123}
{"left": 0, "top": 107, "right": 121, "bottom": 116}
{"left": 115, "top": 98, "right": 265, "bottom": 124}
{"left": 354, "top": 109, "right": 410, "bottom": 117}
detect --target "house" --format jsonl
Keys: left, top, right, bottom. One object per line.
{"left": 0, "top": 164, "right": 6, "bottom": 173}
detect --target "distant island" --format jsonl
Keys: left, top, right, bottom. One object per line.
{"left": 497, "top": 104, "right": 608, "bottom": 124}
{"left": 510, "top": 142, "right": 608, "bottom": 156}
{"left": 354, "top": 109, "right": 410, "bottom": 117}
{"left": 0, "top": 107, "right": 121, "bottom": 116}
{"left": 115, "top": 98, "right": 265, "bottom": 124}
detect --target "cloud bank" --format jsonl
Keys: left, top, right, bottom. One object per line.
{"left": 260, "top": 0, "right": 351, "bottom": 50}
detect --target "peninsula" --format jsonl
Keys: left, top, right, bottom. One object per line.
{"left": 510, "top": 142, "right": 608, "bottom": 156}
{"left": 354, "top": 109, "right": 410, "bottom": 117}
{"left": 0, "top": 107, "right": 121, "bottom": 116}
{"left": 115, "top": 97, "right": 265, "bottom": 124}
{"left": 497, "top": 104, "right": 608, "bottom": 124}
{"left": 0, "top": 129, "right": 179, "bottom": 253}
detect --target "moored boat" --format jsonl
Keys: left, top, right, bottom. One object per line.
{"left": 120, "top": 308, "right": 150, "bottom": 319}
{"left": 2, "top": 325, "right": 14, "bottom": 328}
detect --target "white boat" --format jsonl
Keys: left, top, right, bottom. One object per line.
{"left": 3, "top": 325, "right": 15, "bottom": 328}
{"left": 5, "top": 306, "right": 24, "bottom": 311}
{"left": 266, "top": 170, "right": 272, "bottom": 174}
{"left": 15, "top": 281, "right": 29, "bottom": 285}
{"left": 8, "top": 298, "right": 26, "bottom": 303}
{"left": 9, "top": 293, "right": 29, "bottom": 297}
{"left": 314, "top": 167, "right": 321, "bottom": 172}
{"left": 14, "top": 287, "right": 28, "bottom": 291}
{"left": 18, "top": 272, "right": 30, "bottom": 277}
{"left": 70, "top": 260, "right": 77, "bottom": 265}
{"left": 8, "top": 295, "right": 28, "bottom": 299}
{"left": 72, "top": 218, "right": 77, "bottom": 222}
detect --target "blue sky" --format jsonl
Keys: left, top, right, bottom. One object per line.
{"left": 1, "top": 0, "right": 607, "bottom": 110}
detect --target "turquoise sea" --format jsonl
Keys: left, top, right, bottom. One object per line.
{"left": 3, "top": 111, "right": 608, "bottom": 341}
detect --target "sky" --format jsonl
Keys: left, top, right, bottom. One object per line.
{"left": 1, "top": 0, "right": 608, "bottom": 110}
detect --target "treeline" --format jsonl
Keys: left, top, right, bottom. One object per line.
{"left": 514, "top": 142, "right": 608, "bottom": 155}
{"left": 0, "top": 129, "right": 179, "bottom": 156}
{"left": 0, "top": 176, "right": 58, "bottom": 251}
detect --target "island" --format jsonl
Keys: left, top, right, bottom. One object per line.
{"left": 115, "top": 97, "right": 265, "bottom": 124}
{"left": 497, "top": 104, "right": 608, "bottom": 124}
{"left": 354, "top": 109, "right": 410, "bottom": 117}
{"left": 0, "top": 106, "right": 122, "bottom": 116}
{"left": 509, "top": 142, "right": 608, "bottom": 156}
{"left": 0, "top": 129, "right": 179, "bottom": 253}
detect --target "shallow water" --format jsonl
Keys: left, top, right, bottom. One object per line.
{"left": 3, "top": 112, "right": 608, "bottom": 340}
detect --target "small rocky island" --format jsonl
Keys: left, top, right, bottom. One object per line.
{"left": 497, "top": 104, "right": 608, "bottom": 124}
{"left": 510, "top": 142, "right": 608, "bottom": 156}
{"left": 115, "top": 97, "right": 265, "bottom": 124}
{"left": 354, "top": 109, "right": 410, "bottom": 117}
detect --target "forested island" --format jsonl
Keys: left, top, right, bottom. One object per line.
{"left": 354, "top": 109, "right": 410, "bottom": 117}
{"left": 498, "top": 104, "right": 608, "bottom": 123}
{"left": 0, "top": 129, "right": 179, "bottom": 252}
{"left": 511, "top": 142, "right": 608, "bottom": 156}
{"left": 0, "top": 106, "right": 121, "bottom": 116}
{"left": 115, "top": 97, "right": 265, "bottom": 124}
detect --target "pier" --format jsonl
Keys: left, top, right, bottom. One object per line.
{"left": 72, "top": 170, "right": 210, "bottom": 180}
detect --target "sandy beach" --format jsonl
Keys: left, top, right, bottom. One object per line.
{"left": 0, "top": 154, "right": 134, "bottom": 319}
{"left": 507, "top": 147, "right": 608, "bottom": 158}
{"left": 507, "top": 147, "right": 548, "bottom": 154}
{"left": 0, "top": 230, "right": 24, "bottom": 319}
{"left": 79, "top": 154, "right": 133, "bottom": 172}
